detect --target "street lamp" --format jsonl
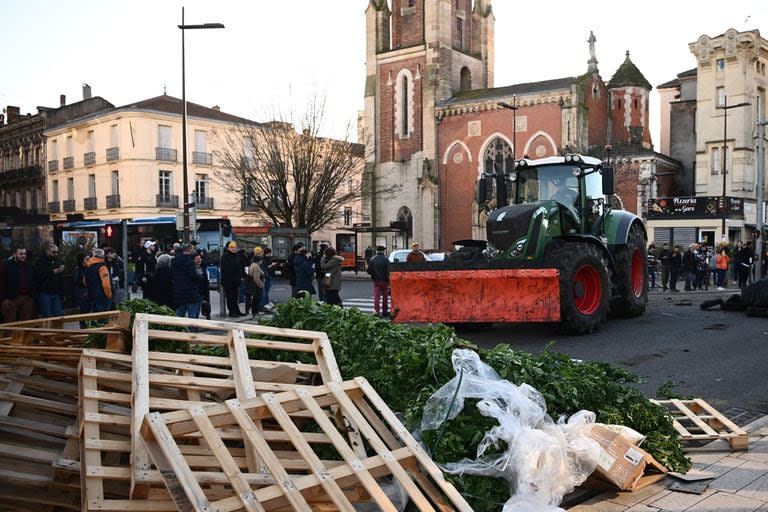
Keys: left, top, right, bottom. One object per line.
{"left": 716, "top": 96, "right": 749, "bottom": 239}
{"left": 179, "top": 7, "right": 224, "bottom": 243}
{"left": 757, "top": 118, "right": 767, "bottom": 276}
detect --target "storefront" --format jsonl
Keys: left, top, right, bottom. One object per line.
{"left": 646, "top": 196, "right": 751, "bottom": 247}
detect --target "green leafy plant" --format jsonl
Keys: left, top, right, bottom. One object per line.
{"left": 265, "top": 297, "right": 691, "bottom": 511}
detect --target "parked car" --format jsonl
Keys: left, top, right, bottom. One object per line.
{"left": 389, "top": 249, "right": 431, "bottom": 262}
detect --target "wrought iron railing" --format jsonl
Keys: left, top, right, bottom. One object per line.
{"left": 196, "top": 196, "right": 214, "bottom": 209}
{"left": 106, "top": 147, "right": 119, "bottom": 161}
{"left": 156, "top": 194, "right": 179, "bottom": 208}
{"left": 106, "top": 194, "right": 121, "bottom": 208}
{"left": 193, "top": 151, "right": 213, "bottom": 165}
{"left": 63, "top": 157, "right": 74, "bottom": 170}
{"left": 48, "top": 201, "right": 60, "bottom": 213}
{"left": 84, "top": 197, "right": 98, "bottom": 210}
{"left": 63, "top": 199, "right": 76, "bottom": 212}
{"left": 48, "top": 160, "right": 59, "bottom": 172}
{"left": 155, "top": 147, "right": 178, "bottom": 162}
{"left": 84, "top": 152, "right": 96, "bottom": 167}
{"left": 241, "top": 198, "right": 259, "bottom": 211}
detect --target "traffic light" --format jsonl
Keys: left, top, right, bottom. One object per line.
{"left": 105, "top": 225, "right": 114, "bottom": 238}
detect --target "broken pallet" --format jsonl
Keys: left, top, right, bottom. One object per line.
{"left": 652, "top": 398, "right": 749, "bottom": 450}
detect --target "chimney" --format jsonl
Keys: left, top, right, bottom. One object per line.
{"left": 211, "top": 105, "right": 220, "bottom": 111}
{"left": 6, "top": 106, "right": 20, "bottom": 124}
{"left": 60, "top": 94, "right": 66, "bottom": 106}
{"left": 82, "top": 83, "right": 92, "bottom": 100}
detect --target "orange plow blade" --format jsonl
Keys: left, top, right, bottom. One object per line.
{"left": 390, "top": 268, "right": 560, "bottom": 324}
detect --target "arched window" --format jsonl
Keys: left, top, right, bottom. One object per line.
{"left": 482, "top": 137, "right": 514, "bottom": 202}
{"left": 460, "top": 67, "right": 472, "bottom": 91}
{"left": 394, "top": 69, "right": 414, "bottom": 139}
{"left": 401, "top": 74, "right": 409, "bottom": 136}
{"left": 397, "top": 206, "right": 413, "bottom": 237}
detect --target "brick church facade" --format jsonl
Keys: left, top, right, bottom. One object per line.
{"left": 364, "top": 0, "right": 676, "bottom": 251}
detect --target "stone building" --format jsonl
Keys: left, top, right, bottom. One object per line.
{"left": 651, "top": 28, "right": 768, "bottom": 247}
{"left": 0, "top": 87, "right": 113, "bottom": 214}
{"left": 363, "top": 0, "right": 677, "bottom": 251}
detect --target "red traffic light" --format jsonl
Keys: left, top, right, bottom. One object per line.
{"left": 105, "top": 225, "right": 113, "bottom": 237}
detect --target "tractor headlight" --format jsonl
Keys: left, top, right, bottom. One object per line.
{"left": 510, "top": 238, "right": 526, "bottom": 257}
{"left": 572, "top": 167, "right": 582, "bottom": 177}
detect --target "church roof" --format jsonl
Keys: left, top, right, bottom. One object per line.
{"left": 607, "top": 52, "right": 652, "bottom": 90}
{"left": 444, "top": 76, "right": 575, "bottom": 105}
{"left": 121, "top": 94, "right": 260, "bottom": 125}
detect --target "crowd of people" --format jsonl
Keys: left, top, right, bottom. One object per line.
{"left": 0, "top": 243, "right": 125, "bottom": 323}
{"left": 646, "top": 240, "right": 760, "bottom": 293}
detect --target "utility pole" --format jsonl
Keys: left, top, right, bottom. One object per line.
{"left": 757, "top": 118, "right": 767, "bottom": 276}
{"left": 716, "top": 96, "right": 750, "bottom": 240}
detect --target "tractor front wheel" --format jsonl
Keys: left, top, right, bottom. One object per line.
{"left": 548, "top": 242, "right": 610, "bottom": 334}
{"left": 610, "top": 224, "right": 648, "bottom": 317}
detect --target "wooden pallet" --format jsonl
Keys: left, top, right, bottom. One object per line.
{"left": 141, "top": 377, "right": 472, "bottom": 512}
{"left": 652, "top": 398, "right": 749, "bottom": 450}
{"left": 0, "top": 356, "right": 82, "bottom": 511}
{"left": 78, "top": 314, "right": 360, "bottom": 511}
{"left": 0, "top": 310, "right": 131, "bottom": 352}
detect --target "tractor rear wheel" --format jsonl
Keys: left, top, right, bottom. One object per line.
{"left": 610, "top": 224, "right": 648, "bottom": 317}
{"left": 548, "top": 242, "right": 609, "bottom": 334}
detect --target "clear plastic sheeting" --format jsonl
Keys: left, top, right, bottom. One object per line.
{"left": 421, "top": 349, "right": 602, "bottom": 511}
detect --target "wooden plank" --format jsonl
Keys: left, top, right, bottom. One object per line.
{"left": 325, "top": 381, "right": 435, "bottom": 511}
{"left": 228, "top": 328, "right": 264, "bottom": 475}
{"left": 226, "top": 399, "right": 314, "bottom": 512}
{"left": 130, "top": 316, "right": 151, "bottom": 499}
{"left": 141, "top": 411, "right": 214, "bottom": 512}
{"left": 262, "top": 391, "right": 356, "bottom": 512}
{"left": 189, "top": 406, "right": 265, "bottom": 512}
{"left": 0, "top": 365, "right": 33, "bottom": 416}
{"left": 80, "top": 353, "right": 106, "bottom": 505}
{"left": 295, "top": 388, "right": 397, "bottom": 512}
{"left": 354, "top": 377, "right": 473, "bottom": 512}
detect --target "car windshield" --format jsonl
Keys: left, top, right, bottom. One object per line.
{"left": 513, "top": 164, "right": 587, "bottom": 204}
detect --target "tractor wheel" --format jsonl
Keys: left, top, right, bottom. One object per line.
{"left": 610, "top": 224, "right": 648, "bottom": 317}
{"left": 547, "top": 242, "right": 610, "bottom": 334}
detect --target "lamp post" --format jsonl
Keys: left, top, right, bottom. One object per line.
{"left": 716, "top": 96, "right": 749, "bottom": 239}
{"left": 757, "top": 118, "right": 767, "bottom": 276}
{"left": 179, "top": 7, "right": 224, "bottom": 243}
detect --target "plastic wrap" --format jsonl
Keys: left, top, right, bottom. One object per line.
{"left": 422, "top": 349, "right": 602, "bottom": 509}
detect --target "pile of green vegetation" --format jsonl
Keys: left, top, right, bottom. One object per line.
{"left": 264, "top": 297, "right": 690, "bottom": 511}
{"left": 115, "top": 296, "right": 689, "bottom": 510}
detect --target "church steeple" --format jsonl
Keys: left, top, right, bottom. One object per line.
{"left": 587, "top": 31, "right": 598, "bottom": 73}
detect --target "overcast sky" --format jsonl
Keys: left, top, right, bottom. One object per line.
{"left": 1, "top": 1, "right": 765, "bottom": 147}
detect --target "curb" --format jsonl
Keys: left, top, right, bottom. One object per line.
{"left": 743, "top": 414, "right": 768, "bottom": 434}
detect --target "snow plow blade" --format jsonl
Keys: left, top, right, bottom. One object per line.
{"left": 390, "top": 268, "right": 560, "bottom": 324}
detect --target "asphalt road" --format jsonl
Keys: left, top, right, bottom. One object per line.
{"left": 325, "top": 278, "right": 768, "bottom": 423}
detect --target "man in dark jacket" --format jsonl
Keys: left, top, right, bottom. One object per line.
{"left": 220, "top": 241, "right": 244, "bottom": 317}
{"left": 172, "top": 243, "right": 202, "bottom": 318}
{"left": 34, "top": 244, "right": 66, "bottom": 317}
{"left": 135, "top": 241, "right": 157, "bottom": 289}
{"left": 0, "top": 246, "right": 35, "bottom": 322}
{"left": 84, "top": 248, "right": 113, "bottom": 313}
{"left": 285, "top": 243, "right": 303, "bottom": 298}
{"left": 314, "top": 243, "right": 328, "bottom": 301}
{"left": 657, "top": 243, "right": 672, "bottom": 291}
{"left": 366, "top": 245, "right": 390, "bottom": 317}
{"left": 104, "top": 247, "right": 125, "bottom": 305}
{"left": 682, "top": 244, "right": 697, "bottom": 291}
{"left": 670, "top": 245, "right": 683, "bottom": 292}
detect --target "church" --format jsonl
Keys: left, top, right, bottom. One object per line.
{"left": 363, "top": 0, "right": 675, "bottom": 251}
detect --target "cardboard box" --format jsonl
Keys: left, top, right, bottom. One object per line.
{"left": 585, "top": 425, "right": 667, "bottom": 491}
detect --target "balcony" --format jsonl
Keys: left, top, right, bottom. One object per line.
{"left": 241, "top": 198, "right": 259, "bottom": 211}
{"left": 0, "top": 165, "right": 43, "bottom": 187}
{"left": 106, "top": 194, "right": 121, "bottom": 209}
{"left": 106, "top": 147, "right": 119, "bottom": 162}
{"left": 84, "top": 197, "right": 98, "bottom": 210}
{"left": 48, "top": 201, "right": 60, "bottom": 213}
{"left": 156, "top": 194, "right": 179, "bottom": 208}
{"left": 48, "top": 160, "right": 59, "bottom": 173}
{"left": 63, "top": 199, "right": 76, "bottom": 212}
{"left": 63, "top": 157, "right": 74, "bottom": 170}
{"left": 193, "top": 151, "right": 213, "bottom": 165}
{"left": 84, "top": 152, "right": 96, "bottom": 167}
{"left": 196, "top": 196, "right": 214, "bottom": 210}
{"left": 156, "top": 147, "right": 178, "bottom": 162}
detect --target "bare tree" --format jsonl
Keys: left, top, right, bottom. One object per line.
{"left": 214, "top": 97, "right": 388, "bottom": 234}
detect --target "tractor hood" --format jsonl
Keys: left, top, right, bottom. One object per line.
{"left": 486, "top": 203, "right": 544, "bottom": 252}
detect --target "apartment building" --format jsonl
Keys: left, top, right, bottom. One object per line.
{"left": 650, "top": 28, "right": 768, "bottom": 246}
{"left": 44, "top": 94, "right": 266, "bottom": 227}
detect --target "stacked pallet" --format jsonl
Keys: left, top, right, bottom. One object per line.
{"left": 0, "top": 312, "right": 471, "bottom": 511}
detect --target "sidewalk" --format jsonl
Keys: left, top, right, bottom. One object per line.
{"left": 569, "top": 416, "right": 768, "bottom": 511}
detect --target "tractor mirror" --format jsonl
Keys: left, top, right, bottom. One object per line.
{"left": 601, "top": 165, "right": 615, "bottom": 195}
{"left": 477, "top": 177, "right": 489, "bottom": 203}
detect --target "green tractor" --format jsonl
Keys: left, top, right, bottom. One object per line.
{"left": 389, "top": 153, "right": 647, "bottom": 334}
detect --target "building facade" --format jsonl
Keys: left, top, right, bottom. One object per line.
{"left": 651, "top": 28, "right": 768, "bottom": 247}
{"left": 364, "top": 0, "right": 675, "bottom": 251}
{"left": 0, "top": 88, "right": 113, "bottom": 214}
